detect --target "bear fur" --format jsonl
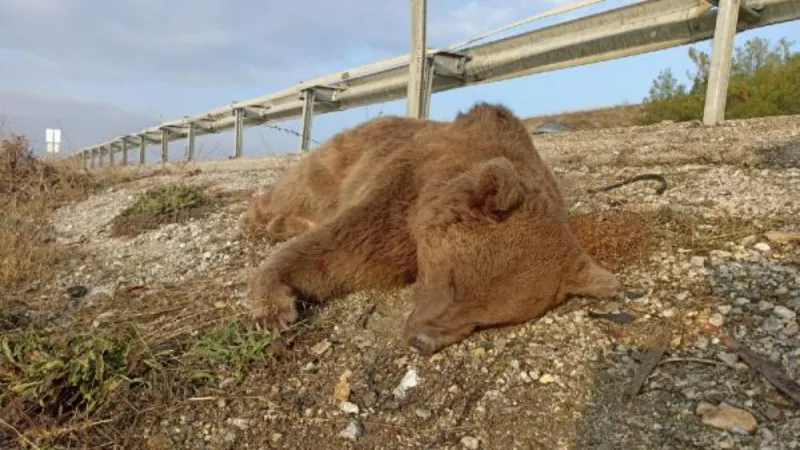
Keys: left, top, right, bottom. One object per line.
{"left": 243, "top": 103, "right": 621, "bottom": 354}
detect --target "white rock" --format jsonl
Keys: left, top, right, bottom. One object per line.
{"left": 461, "top": 436, "right": 480, "bottom": 449}
{"left": 393, "top": 368, "right": 420, "bottom": 399}
{"left": 538, "top": 374, "right": 555, "bottom": 384}
{"left": 754, "top": 242, "right": 771, "bottom": 253}
{"left": 773, "top": 305, "right": 796, "bottom": 320}
{"left": 690, "top": 256, "right": 707, "bottom": 268}
{"left": 709, "top": 313, "right": 725, "bottom": 328}
{"left": 340, "top": 402, "right": 360, "bottom": 414}
{"left": 339, "top": 420, "right": 363, "bottom": 440}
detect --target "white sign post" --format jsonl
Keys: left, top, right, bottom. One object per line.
{"left": 46, "top": 128, "right": 62, "bottom": 160}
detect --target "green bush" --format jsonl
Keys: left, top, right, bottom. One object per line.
{"left": 638, "top": 37, "right": 799, "bottom": 124}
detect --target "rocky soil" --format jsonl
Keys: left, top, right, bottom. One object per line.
{"left": 16, "top": 115, "right": 800, "bottom": 448}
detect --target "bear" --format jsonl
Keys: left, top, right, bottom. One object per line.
{"left": 242, "top": 102, "right": 621, "bottom": 354}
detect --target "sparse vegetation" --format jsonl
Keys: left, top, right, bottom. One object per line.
{"left": 639, "top": 37, "right": 800, "bottom": 124}
{"left": 109, "top": 182, "right": 216, "bottom": 237}
{"left": 187, "top": 320, "right": 278, "bottom": 384}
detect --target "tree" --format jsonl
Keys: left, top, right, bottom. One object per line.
{"left": 645, "top": 69, "right": 686, "bottom": 102}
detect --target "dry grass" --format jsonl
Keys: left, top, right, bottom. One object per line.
{"left": 523, "top": 104, "right": 645, "bottom": 132}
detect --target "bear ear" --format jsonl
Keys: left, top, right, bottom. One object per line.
{"left": 467, "top": 157, "right": 526, "bottom": 222}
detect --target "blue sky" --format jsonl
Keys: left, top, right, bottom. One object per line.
{"left": 0, "top": 0, "right": 798, "bottom": 161}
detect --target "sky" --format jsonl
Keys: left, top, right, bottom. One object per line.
{"left": 0, "top": 0, "right": 798, "bottom": 161}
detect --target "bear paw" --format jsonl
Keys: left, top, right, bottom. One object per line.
{"left": 248, "top": 274, "right": 298, "bottom": 332}
{"left": 407, "top": 334, "right": 440, "bottom": 355}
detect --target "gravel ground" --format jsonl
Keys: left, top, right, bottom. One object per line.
{"left": 30, "top": 115, "right": 800, "bottom": 449}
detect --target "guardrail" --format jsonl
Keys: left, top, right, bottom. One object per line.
{"left": 74, "top": 0, "right": 800, "bottom": 168}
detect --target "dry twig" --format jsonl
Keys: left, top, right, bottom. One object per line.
{"left": 625, "top": 328, "right": 672, "bottom": 401}
{"left": 722, "top": 335, "right": 800, "bottom": 405}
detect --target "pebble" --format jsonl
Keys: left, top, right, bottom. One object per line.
{"left": 339, "top": 420, "right": 364, "bottom": 440}
{"left": 717, "top": 352, "right": 738, "bottom": 367}
{"left": 698, "top": 402, "right": 758, "bottom": 435}
{"left": 333, "top": 379, "right": 351, "bottom": 403}
{"left": 538, "top": 374, "right": 555, "bottom": 384}
{"left": 762, "top": 316, "right": 784, "bottom": 333}
{"left": 311, "top": 340, "right": 332, "bottom": 356}
{"left": 709, "top": 313, "right": 725, "bottom": 328}
{"left": 393, "top": 368, "right": 420, "bottom": 400}
{"left": 691, "top": 256, "right": 707, "bottom": 268}
{"left": 340, "top": 402, "right": 360, "bottom": 414}
{"left": 461, "top": 436, "right": 480, "bottom": 449}
{"left": 773, "top": 305, "right": 796, "bottom": 320}
{"left": 754, "top": 242, "right": 772, "bottom": 253}
{"left": 415, "top": 408, "right": 432, "bottom": 420}
{"left": 783, "top": 321, "right": 799, "bottom": 335}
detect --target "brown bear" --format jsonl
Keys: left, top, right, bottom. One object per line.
{"left": 243, "top": 102, "right": 621, "bottom": 354}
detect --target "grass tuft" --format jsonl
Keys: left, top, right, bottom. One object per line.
{"left": 187, "top": 320, "right": 278, "bottom": 384}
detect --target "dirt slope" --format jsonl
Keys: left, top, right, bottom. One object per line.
{"left": 6, "top": 115, "right": 800, "bottom": 449}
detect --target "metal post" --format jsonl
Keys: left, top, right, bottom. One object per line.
{"left": 161, "top": 129, "right": 169, "bottom": 164}
{"left": 139, "top": 135, "right": 146, "bottom": 165}
{"left": 121, "top": 140, "right": 128, "bottom": 166}
{"left": 703, "top": 0, "right": 741, "bottom": 126}
{"left": 108, "top": 144, "right": 115, "bottom": 166}
{"left": 299, "top": 89, "right": 316, "bottom": 151}
{"left": 234, "top": 108, "right": 244, "bottom": 158}
{"left": 407, "top": 0, "right": 427, "bottom": 118}
{"left": 186, "top": 123, "right": 195, "bottom": 161}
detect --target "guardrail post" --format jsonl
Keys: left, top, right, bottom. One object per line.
{"left": 186, "top": 123, "right": 195, "bottom": 161}
{"left": 109, "top": 144, "right": 116, "bottom": 166}
{"left": 407, "top": 0, "right": 427, "bottom": 118}
{"left": 299, "top": 89, "right": 316, "bottom": 151}
{"left": 161, "top": 129, "right": 169, "bottom": 163}
{"left": 703, "top": 0, "right": 741, "bottom": 126}
{"left": 234, "top": 108, "right": 244, "bottom": 158}
{"left": 121, "top": 140, "right": 128, "bottom": 166}
{"left": 139, "top": 135, "right": 146, "bottom": 165}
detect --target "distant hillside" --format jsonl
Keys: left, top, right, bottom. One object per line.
{"left": 522, "top": 104, "right": 645, "bottom": 132}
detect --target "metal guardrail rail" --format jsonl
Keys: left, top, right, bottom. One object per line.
{"left": 75, "top": 0, "right": 800, "bottom": 167}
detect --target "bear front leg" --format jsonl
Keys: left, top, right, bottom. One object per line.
{"left": 247, "top": 206, "right": 414, "bottom": 332}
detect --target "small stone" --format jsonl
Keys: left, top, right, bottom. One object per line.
{"left": 716, "top": 352, "right": 738, "bottom": 367}
{"left": 538, "top": 374, "right": 555, "bottom": 384}
{"left": 340, "top": 401, "right": 360, "bottom": 414}
{"left": 339, "top": 419, "right": 363, "bottom": 439}
{"left": 661, "top": 308, "right": 676, "bottom": 318}
{"left": 699, "top": 402, "right": 758, "bottom": 435}
{"left": 696, "top": 401, "right": 716, "bottom": 415}
{"left": 311, "top": 339, "right": 332, "bottom": 356}
{"left": 695, "top": 337, "right": 709, "bottom": 350}
{"left": 393, "top": 368, "right": 420, "bottom": 400}
{"left": 691, "top": 256, "right": 707, "bottom": 268}
{"left": 741, "top": 235, "right": 758, "bottom": 246}
{"left": 765, "top": 404, "right": 782, "bottom": 421}
{"left": 775, "top": 286, "right": 789, "bottom": 296}
{"left": 709, "top": 313, "right": 725, "bottom": 328}
{"left": 717, "top": 305, "right": 732, "bottom": 315}
{"left": 759, "top": 301, "right": 778, "bottom": 314}
{"left": 754, "top": 242, "right": 771, "bottom": 253}
{"left": 333, "top": 379, "right": 351, "bottom": 403}
{"left": 773, "top": 305, "right": 796, "bottom": 320}
{"left": 461, "top": 436, "right": 480, "bottom": 449}
{"left": 227, "top": 418, "right": 249, "bottom": 430}
{"left": 783, "top": 321, "right": 799, "bottom": 336}
{"left": 762, "top": 316, "right": 783, "bottom": 332}
{"left": 271, "top": 432, "right": 283, "bottom": 442}
{"left": 764, "top": 231, "right": 800, "bottom": 244}
{"left": 471, "top": 347, "right": 486, "bottom": 359}
{"left": 415, "top": 408, "right": 432, "bottom": 420}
